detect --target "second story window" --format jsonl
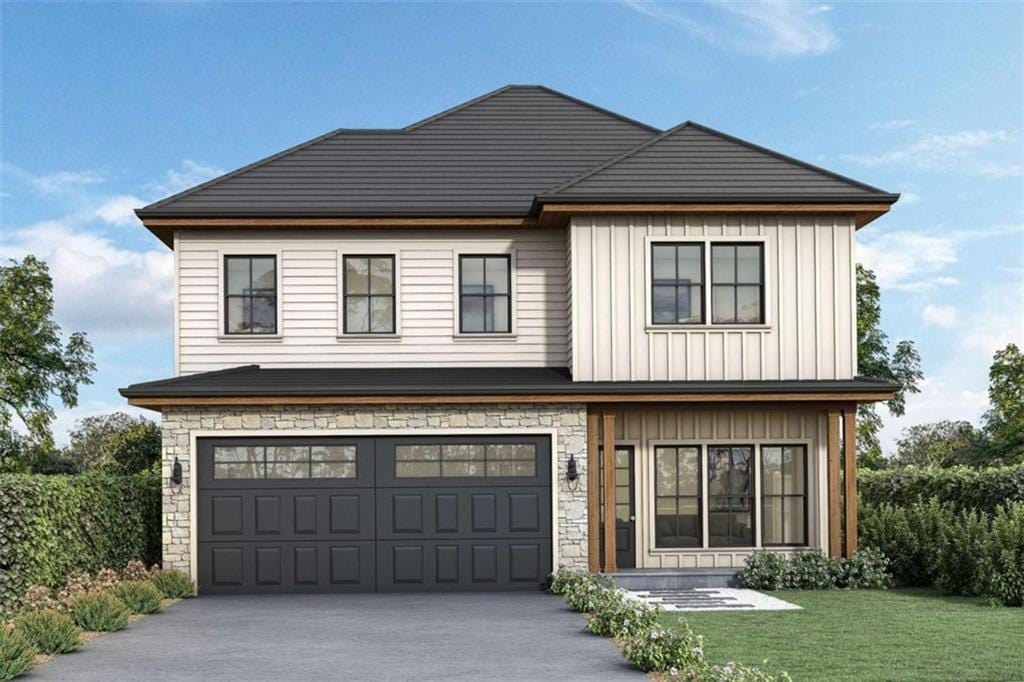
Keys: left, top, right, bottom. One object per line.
{"left": 651, "top": 244, "right": 704, "bottom": 325}
{"left": 459, "top": 255, "right": 511, "bottom": 333}
{"left": 711, "top": 244, "right": 764, "bottom": 324}
{"left": 343, "top": 255, "right": 395, "bottom": 334}
{"left": 224, "top": 255, "right": 277, "bottom": 335}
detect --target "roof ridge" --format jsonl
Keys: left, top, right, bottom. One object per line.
{"left": 529, "top": 85, "right": 661, "bottom": 133}
{"left": 137, "top": 128, "right": 350, "bottom": 214}
{"left": 542, "top": 120, "right": 691, "bottom": 196}
{"left": 402, "top": 85, "right": 516, "bottom": 131}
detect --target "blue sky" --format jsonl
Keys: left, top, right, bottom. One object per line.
{"left": 2, "top": 1, "right": 1022, "bottom": 453}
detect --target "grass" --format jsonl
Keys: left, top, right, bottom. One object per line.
{"left": 664, "top": 589, "right": 1024, "bottom": 682}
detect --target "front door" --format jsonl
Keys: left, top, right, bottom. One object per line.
{"left": 600, "top": 445, "right": 636, "bottom": 569}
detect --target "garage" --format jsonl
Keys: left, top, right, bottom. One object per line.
{"left": 196, "top": 435, "right": 552, "bottom": 593}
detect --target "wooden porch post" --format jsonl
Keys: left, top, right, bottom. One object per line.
{"left": 843, "top": 407, "right": 858, "bottom": 558}
{"left": 602, "top": 412, "right": 617, "bottom": 573}
{"left": 586, "top": 411, "right": 601, "bottom": 572}
{"left": 827, "top": 410, "right": 842, "bottom": 558}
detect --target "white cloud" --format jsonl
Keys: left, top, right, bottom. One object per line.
{"left": 845, "top": 129, "right": 1019, "bottom": 176}
{"left": 870, "top": 119, "right": 916, "bottom": 132}
{"left": 921, "top": 304, "right": 958, "bottom": 327}
{"left": 30, "top": 169, "right": 107, "bottom": 194}
{"left": 94, "top": 195, "right": 145, "bottom": 226}
{"left": 7, "top": 219, "right": 173, "bottom": 336}
{"left": 622, "top": 0, "right": 838, "bottom": 58}
{"left": 145, "top": 159, "right": 223, "bottom": 199}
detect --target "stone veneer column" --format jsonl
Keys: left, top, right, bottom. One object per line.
{"left": 160, "top": 403, "right": 590, "bottom": 577}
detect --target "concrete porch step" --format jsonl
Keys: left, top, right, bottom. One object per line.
{"left": 607, "top": 568, "right": 741, "bottom": 590}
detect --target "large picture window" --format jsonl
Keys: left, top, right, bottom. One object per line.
{"left": 707, "top": 445, "right": 755, "bottom": 547}
{"left": 651, "top": 243, "right": 704, "bottom": 325}
{"left": 459, "top": 255, "right": 511, "bottom": 333}
{"left": 711, "top": 244, "right": 764, "bottom": 324}
{"left": 654, "top": 446, "right": 702, "bottom": 548}
{"left": 343, "top": 255, "right": 395, "bottom": 334}
{"left": 224, "top": 255, "right": 277, "bottom": 335}
{"left": 761, "top": 445, "right": 807, "bottom": 546}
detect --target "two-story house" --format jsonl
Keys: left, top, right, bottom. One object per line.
{"left": 121, "top": 85, "right": 899, "bottom": 594}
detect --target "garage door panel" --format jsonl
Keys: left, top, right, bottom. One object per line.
{"left": 376, "top": 487, "right": 550, "bottom": 540}
{"left": 376, "top": 540, "right": 551, "bottom": 592}
{"left": 199, "top": 541, "right": 376, "bottom": 593}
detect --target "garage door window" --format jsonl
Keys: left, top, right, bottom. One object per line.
{"left": 395, "top": 443, "right": 536, "bottom": 478}
{"left": 213, "top": 445, "right": 356, "bottom": 479}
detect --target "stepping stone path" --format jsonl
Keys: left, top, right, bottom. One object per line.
{"left": 624, "top": 588, "right": 801, "bottom": 612}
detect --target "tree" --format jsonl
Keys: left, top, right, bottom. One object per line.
{"left": 892, "top": 420, "right": 986, "bottom": 467}
{"left": 856, "top": 264, "right": 923, "bottom": 468}
{"left": 0, "top": 256, "right": 95, "bottom": 450}
{"left": 983, "top": 343, "right": 1024, "bottom": 464}
{"left": 62, "top": 412, "right": 162, "bottom": 474}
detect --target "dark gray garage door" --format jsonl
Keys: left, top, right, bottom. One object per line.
{"left": 196, "top": 435, "right": 551, "bottom": 593}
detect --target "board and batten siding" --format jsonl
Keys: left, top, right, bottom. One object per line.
{"left": 175, "top": 228, "right": 568, "bottom": 374}
{"left": 570, "top": 215, "right": 857, "bottom": 382}
{"left": 615, "top": 407, "right": 828, "bottom": 569}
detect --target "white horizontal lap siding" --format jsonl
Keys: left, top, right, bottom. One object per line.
{"left": 175, "top": 228, "right": 568, "bottom": 374}
{"left": 570, "top": 215, "right": 855, "bottom": 381}
{"left": 615, "top": 407, "right": 827, "bottom": 569}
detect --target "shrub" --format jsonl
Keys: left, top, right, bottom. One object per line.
{"left": 122, "top": 560, "right": 154, "bottom": 582}
{"left": 986, "top": 504, "right": 1024, "bottom": 607}
{"left": 69, "top": 592, "right": 129, "bottom": 632}
{"left": 859, "top": 464, "right": 1024, "bottom": 514}
{"left": 559, "top": 571, "right": 609, "bottom": 612}
{"left": 860, "top": 500, "right": 950, "bottom": 586}
{"left": 784, "top": 551, "right": 842, "bottom": 590}
{"left": 936, "top": 509, "right": 990, "bottom": 596}
{"left": 0, "top": 472, "right": 160, "bottom": 615}
{"left": 585, "top": 591, "right": 660, "bottom": 638}
{"left": 149, "top": 569, "right": 195, "bottom": 599}
{"left": 547, "top": 568, "right": 592, "bottom": 596}
{"left": 0, "top": 626, "right": 36, "bottom": 681}
{"left": 841, "top": 548, "right": 892, "bottom": 589}
{"left": 13, "top": 609, "right": 81, "bottom": 655}
{"left": 110, "top": 581, "right": 163, "bottom": 615}
{"left": 621, "top": 623, "right": 706, "bottom": 674}
{"left": 17, "top": 586, "right": 59, "bottom": 614}
{"left": 739, "top": 551, "right": 787, "bottom": 590}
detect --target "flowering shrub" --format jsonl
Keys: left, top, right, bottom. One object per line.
{"left": 785, "top": 551, "right": 844, "bottom": 589}
{"left": 739, "top": 549, "right": 892, "bottom": 591}
{"left": 738, "top": 552, "right": 788, "bottom": 590}
{"left": 561, "top": 573, "right": 609, "bottom": 613}
{"left": 621, "top": 623, "right": 706, "bottom": 673}
{"left": 18, "top": 586, "right": 59, "bottom": 614}
{"left": 547, "top": 568, "right": 591, "bottom": 596}
{"left": 122, "top": 560, "right": 155, "bottom": 583}
{"left": 842, "top": 548, "right": 892, "bottom": 589}
{"left": 585, "top": 591, "right": 660, "bottom": 638}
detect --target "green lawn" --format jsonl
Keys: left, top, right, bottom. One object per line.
{"left": 665, "top": 589, "right": 1024, "bottom": 682}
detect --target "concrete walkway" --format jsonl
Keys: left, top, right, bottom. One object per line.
{"left": 28, "top": 592, "right": 643, "bottom": 681}
{"left": 626, "top": 587, "right": 801, "bottom": 612}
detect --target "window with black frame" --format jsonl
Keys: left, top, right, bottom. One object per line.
{"left": 224, "top": 255, "right": 277, "bottom": 334}
{"left": 651, "top": 243, "right": 704, "bottom": 325}
{"left": 343, "top": 255, "right": 395, "bottom": 334}
{"left": 711, "top": 244, "right": 764, "bottom": 324}
{"left": 707, "top": 445, "right": 754, "bottom": 547}
{"left": 459, "top": 255, "right": 511, "bottom": 333}
{"left": 654, "top": 446, "right": 702, "bottom": 548}
{"left": 761, "top": 445, "right": 807, "bottom": 546}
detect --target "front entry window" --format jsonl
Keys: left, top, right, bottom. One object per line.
{"left": 654, "top": 446, "right": 702, "bottom": 548}
{"left": 707, "top": 446, "right": 755, "bottom": 547}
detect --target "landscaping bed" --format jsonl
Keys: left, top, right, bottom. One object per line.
{"left": 675, "top": 589, "right": 1024, "bottom": 682}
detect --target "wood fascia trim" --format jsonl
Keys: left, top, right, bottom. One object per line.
{"left": 537, "top": 203, "right": 890, "bottom": 228}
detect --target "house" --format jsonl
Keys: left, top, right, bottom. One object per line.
{"left": 120, "top": 85, "right": 899, "bottom": 594}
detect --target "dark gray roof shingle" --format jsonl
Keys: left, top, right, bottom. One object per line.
{"left": 137, "top": 86, "right": 896, "bottom": 219}
{"left": 120, "top": 365, "right": 899, "bottom": 399}
{"left": 540, "top": 122, "right": 896, "bottom": 204}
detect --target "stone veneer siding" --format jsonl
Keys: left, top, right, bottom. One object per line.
{"left": 160, "top": 403, "right": 589, "bottom": 578}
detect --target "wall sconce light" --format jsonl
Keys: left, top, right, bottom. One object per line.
{"left": 565, "top": 453, "right": 579, "bottom": 483}
{"left": 171, "top": 457, "right": 183, "bottom": 486}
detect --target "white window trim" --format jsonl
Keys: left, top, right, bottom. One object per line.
{"left": 452, "top": 248, "right": 518, "bottom": 340}
{"left": 337, "top": 249, "right": 403, "bottom": 340}
{"left": 644, "top": 235, "right": 772, "bottom": 331}
{"left": 646, "top": 438, "right": 812, "bottom": 554}
{"left": 217, "top": 248, "right": 284, "bottom": 342}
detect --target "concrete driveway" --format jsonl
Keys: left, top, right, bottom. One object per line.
{"left": 29, "top": 592, "right": 643, "bottom": 681}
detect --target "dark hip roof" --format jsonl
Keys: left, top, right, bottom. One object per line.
{"left": 120, "top": 365, "right": 899, "bottom": 399}
{"left": 136, "top": 85, "right": 897, "bottom": 220}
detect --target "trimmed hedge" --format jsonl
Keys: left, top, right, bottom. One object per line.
{"left": 0, "top": 472, "right": 160, "bottom": 615}
{"left": 859, "top": 464, "right": 1024, "bottom": 513}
